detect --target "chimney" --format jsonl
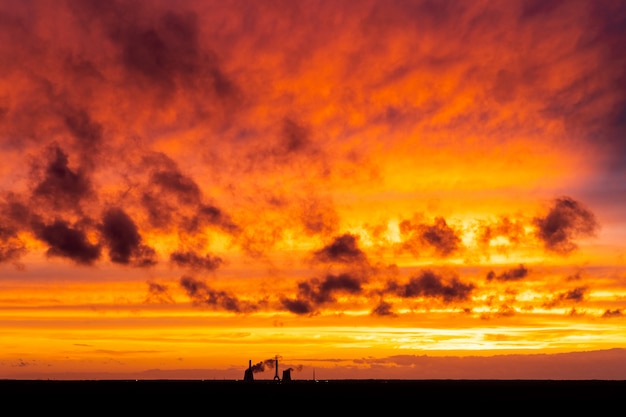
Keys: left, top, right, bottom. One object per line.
{"left": 243, "top": 359, "right": 254, "bottom": 382}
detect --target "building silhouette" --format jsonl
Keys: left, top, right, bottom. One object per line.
{"left": 243, "top": 360, "right": 254, "bottom": 382}
{"left": 282, "top": 368, "right": 292, "bottom": 382}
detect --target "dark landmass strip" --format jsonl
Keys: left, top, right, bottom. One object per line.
{"left": 2, "top": 379, "right": 624, "bottom": 403}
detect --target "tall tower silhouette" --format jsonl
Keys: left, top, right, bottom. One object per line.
{"left": 243, "top": 359, "right": 254, "bottom": 382}
{"left": 273, "top": 355, "right": 281, "bottom": 381}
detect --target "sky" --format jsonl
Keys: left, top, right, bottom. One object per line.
{"left": 1, "top": 0, "right": 626, "bottom": 380}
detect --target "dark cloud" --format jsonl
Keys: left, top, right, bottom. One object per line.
{"left": 566, "top": 272, "right": 583, "bottom": 281}
{"left": 32, "top": 219, "right": 101, "bottom": 265}
{"left": 143, "top": 153, "right": 202, "bottom": 206}
{"left": 138, "top": 153, "right": 204, "bottom": 231}
{"left": 602, "top": 309, "right": 623, "bottom": 318}
{"left": 0, "top": 197, "right": 37, "bottom": 269}
{"left": 561, "top": 287, "right": 587, "bottom": 302}
{"left": 278, "top": 118, "right": 311, "bottom": 156}
{"left": 99, "top": 4, "right": 236, "bottom": 101}
{"left": 180, "top": 275, "right": 256, "bottom": 313}
{"left": 314, "top": 273, "right": 362, "bottom": 302}
{"left": 100, "top": 207, "right": 157, "bottom": 267}
{"left": 386, "top": 270, "right": 474, "bottom": 303}
{"left": 281, "top": 273, "right": 364, "bottom": 315}
{"left": 244, "top": 116, "right": 328, "bottom": 176}
{"left": 184, "top": 204, "right": 240, "bottom": 234}
{"left": 170, "top": 250, "right": 223, "bottom": 271}
{"left": 141, "top": 192, "right": 174, "bottom": 230}
{"left": 120, "top": 14, "right": 196, "bottom": 90}
{"left": 544, "top": 286, "right": 588, "bottom": 308}
{"left": 280, "top": 297, "right": 314, "bottom": 315}
{"left": 61, "top": 0, "right": 242, "bottom": 141}
{"left": 0, "top": 196, "right": 33, "bottom": 231}
{"left": 533, "top": 197, "right": 599, "bottom": 254}
{"left": 420, "top": 218, "right": 461, "bottom": 255}
{"left": 32, "top": 145, "right": 92, "bottom": 211}
{"left": 371, "top": 301, "right": 396, "bottom": 317}
{"left": 400, "top": 216, "right": 461, "bottom": 257}
{"left": 134, "top": 153, "right": 240, "bottom": 237}
{"left": 145, "top": 281, "right": 174, "bottom": 304}
{"left": 150, "top": 169, "right": 201, "bottom": 206}
{"left": 0, "top": 225, "right": 27, "bottom": 264}
{"left": 63, "top": 106, "right": 104, "bottom": 153}
{"left": 313, "top": 233, "right": 367, "bottom": 263}
{"left": 300, "top": 198, "right": 339, "bottom": 237}
{"left": 299, "top": 273, "right": 363, "bottom": 304}
{"left": 486, "top": 264, "right": 529, "bottom": 282}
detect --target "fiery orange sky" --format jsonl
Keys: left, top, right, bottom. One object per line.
{"left": 1, "top": 0, "right": 626, "bottom": 380}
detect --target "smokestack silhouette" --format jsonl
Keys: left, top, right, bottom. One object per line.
{"left": 243, "top": 359, "right": 254, "bottom": 382}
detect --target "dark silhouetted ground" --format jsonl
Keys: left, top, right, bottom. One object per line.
{"left": 2, "top": 379, "right": 623, "bottom": 412}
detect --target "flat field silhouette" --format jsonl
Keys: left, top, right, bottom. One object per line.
{"left": 2, "top": 379, "right": 624, "bottom": 412}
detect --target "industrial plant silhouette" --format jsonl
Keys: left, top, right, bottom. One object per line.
{"left": 244, "top": 355, "right": 292, "bottom": 382}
